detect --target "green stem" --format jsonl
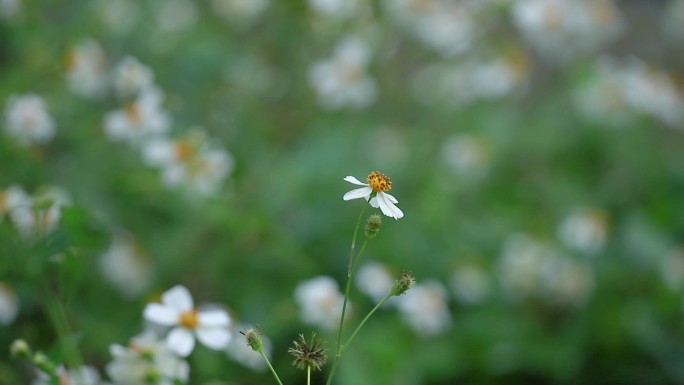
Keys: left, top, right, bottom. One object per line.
{"left": 307, "top": 366, "right": 311, "bottom": 385}
{"left": 326, "top": 203, "right": 367, "bottom": 385}
{"left": 259, "top": 350, "right": 284, "bottom": 385}
{"left": 350, "top": 240, "right": 369, "bottom": 277}
{"left": 42, "top": 286, "right": 83, "bottom": 368}
{"left": 343, "top": 292, "right": 393, "bottom": 351}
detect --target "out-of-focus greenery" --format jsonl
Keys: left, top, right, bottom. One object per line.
{"left": 2, "top": 0, "right": 684, "bottom": 384}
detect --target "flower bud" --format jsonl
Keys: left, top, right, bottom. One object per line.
{"left": 9, "top": 339, "right": 29, "bottom": 358}
{"left": 391, "top": 270, "right": 416, "bottom": 296}
{"left": 364, "top": 214, "right": 382, "bottom": 239}
{"left": 241, "top": 327, "right": 264, "bottom": 353}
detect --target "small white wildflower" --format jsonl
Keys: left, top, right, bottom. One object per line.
{"left": 143, "top": 285, "right": 232, "bottom": 357}
{"left": 9, "top": 187, "right": 71, "bottom": 240}
{"left": 355, "top": 262, "right": 396, "bottom": 304}
{"left": 66, "top": 39, "right": 108, "bottom": 98}
{"left": 4, "top": 94, "right": 55, "bottom": 146}
{"left": 557, "top": 208, "right": 609, "bottom": 255}
{"left": 294, "top": 276, "right": 347, "bottom": 331}
{"left": 450, "top": 265, "right": 491, "bottom": 305}
{"left": 396, "top": 280, "right": 451, "bottom": 337}
{"left": 343, "top": 172, "right": 403, "bottom": 220}
{"left": 99, "top": 232, "right": 154, "bottom": 298}
{"left": 112, "top": 56, "right": 155, "bottom": 98}
{"left": 0, "top": 283, "right": 19, "bottom": 325}
{"left": 103, "top": 87, "right": 170, "bottom": 144}
{"left": 210, "top": 0, "right": 270, "bottom": 27}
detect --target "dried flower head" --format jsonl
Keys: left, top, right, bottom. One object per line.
{"left": 288, "top": 333, "right": 328, "bottom": 371}
{"left": 391, "top": 270, "right": 416, "bottom": 296}
{"left": 364, "top": 214, "right": 382, "bottom": 238}
{"left": 240, "top": 327, "right": 264, "bottom": 353}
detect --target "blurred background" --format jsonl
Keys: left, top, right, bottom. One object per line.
{"left": 1, "top": 0, "right": 684, "bottom": 384}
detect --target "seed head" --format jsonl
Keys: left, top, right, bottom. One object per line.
{"left": 364, "top": 214, "right": 382, "bottom": 238}
{"left": 288, "top": 333, "right": 327, "bottom": 371}
{"left": 240, "top": 327, "right": 264, "bottom": 353}
{"left": 391, "top": 270, "right": 416, "bottom": 296}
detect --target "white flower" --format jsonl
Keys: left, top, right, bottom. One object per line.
{"left": 450, "top": 265, "right": 491, "bottom": 305}
{"left": 355, "top": 262, "right": 396, "bottom": 304}
{"left": 308, "top": 0, "right": 363, "bottom": 19}
{"left": 343, "top": 172, "right": 403, "bottom": 220}
{"left": 4, "top": 94, "right": 55, "bottom": 146}
{"left": 557, "top": 207, "right": 609, "bottom": 255}
{"left": 155, "top": 0, "right": 199, "bottom": 32}
{"left": 34, "top": 365, "right": 103, "bottom": 385}
{"left": 0, "top": 0, "right": 20, "bottom": 19}
{"left": 396, "top": 280, "right": 451, "bottom": 337}
{"left": 94, "top": 0, "right": 140, "bottom": 36}
{"left": 66, "top": 39, "right": 108, "bottom": 98}
{"left": 103, "top": 87, "right": 170, "bottom": 144}
{"left": 9, "top": 186, "right": 71, "bottom": 240}
{"left": 294, "top": 276, "right": 347, "bottom": 331}
{"left": 309, "top": 37, "right": 377, "bottom": 110}
{"left": 0, "top": 283, "right": 19, "bottom": 325}
{"left": 143, "top": 285, "right": 232, "bottom": 357}
{"left": 0, "top": 185, "right": 31, "bottom": 217}
{"left": 112, "top": 56, "right": 155, "bottom": 98}
{"left": 211, "top": 0, "right": 270, "bottom": 27}
{"left": 106, "top": 330, "right": 190, "bottom": 385}
{"left": 141, "top": 130, "right": 234, "bottom": 196}
{"left": 99, "top": 232, "right": 154, "bottom": 298}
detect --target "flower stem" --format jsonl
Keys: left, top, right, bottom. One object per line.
{"left": 259, "top": 350, "right": 284, "bottom": 385}
{"left": 326, "top": 203, "right": 367, "bottom": 385}
{"left": 307, "top": 366, "right": 311, "bottom": 385}
{"left": 343, "top": 291, "right": 393, "bottom": 350}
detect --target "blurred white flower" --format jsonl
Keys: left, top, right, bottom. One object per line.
{"left": 0, "top": 283, "right": 19, "bottom": 325}
{"left": 396, "top": 280, "right": 451, "bottom": 337}
{"left": 450, "top": 264, "right": 491, "bottom": 305}
{"left": 226, "top": 324, "right": 271, "bottom": 371}
{"left": 499, "top": 234, "right": 594, "bottom": 306}
{"left": 99, "top": 232, "right": 154, "bottom": 299}
{"left": 0, "top": 185, "right": 31, "bottom": 217}
{"left": 112, "top": 56, "right": 155, "bottom": 98}
{"left": 660, "top": 248, "right": 684, "bottom": 292}
{"left": 355, "top": 261, "right": 395, "bottom": 304}
{"left": 155, "top": 0, "right": 198, "bottom": 32}
{"left": 144, "top": 285, "right": 232, "bottom": 357}
{"left": 343, "top": 172, "right": 404, "bottom": 220}
{"left": 384, "top": 0, "right": 474, "bottom": 57}
{"left": 308, "top": 0, "right": 362, "bottom": 19}
{"left": 66, "top": 39, "right": 108, "bottom": 98}
{"left": 4, "top": 94, "right": 55, "bottom": 146}
{"left": 106, "top": 330, "right": 190, "bottom": 385}
{"left": 9, "top": 187, "right": 71, "bottom": 240}
{"left": 575, "top": 57, "right": 684, "bottom": 129}
{"left": 104, "top": 87, "right": 170, "bottom": 144}
{"left": 557, "top": 207, "right": 609, "bottom": 255}
{"left": 142, "top": 130, "right": 235, "bottom": 196}
{"left": 0, "top": 0, "right": 20, "bottom": 19}
{"left": 34, "top": 365, "right": 103, "bottom": 385}
{"left": 512, "top": 0, "right": 622, "bottom": 61}
{"left": 95, "top": 0, "right": 140, "bottom": 36}
{"left": 294, "top": 276, "right": 347, "bottom": 331}
{"left": 309, "top": 37, "right": 377, "bottom": 110}
{"left": 440, "top": 134, "right": 490, "bottom": 178}
{"left": 211, "top": 0, "right": 270, "bottom": 27}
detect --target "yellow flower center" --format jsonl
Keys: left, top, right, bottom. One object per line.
{"left": 179, "top": 310, "right": 199, "bottom": 329}
{"left": 367, "top": 171, "right": 392, "bottom": 192}
{"left": 174, "top": 140, "right": 195, "bottom": 161}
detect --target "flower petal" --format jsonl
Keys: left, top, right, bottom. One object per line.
{"left": 162, "top": 285, "right": 194, "bottom": 312}
{"left": 198, "top": 309, "right": 230, "bottom": 327}
{"left": 382, "top": 192, "right": 398, "bottom": 204}
{"left": 144, "top": 303, "right": 179, "bottom": 326}
{"left": 167, "top": 327, "right": 195, "bottom": 357}
{"left": 369, "top": 196, "right": 379, "bottom": 208}
{"left": 196, "top": 327, "right": 232, "bottom": 350}
{"left": 343, "top": 176, "right": 368, "bottom": 186}
{"left": 376, "top": 192, "right": 404, "bottom": 220}
{"left": 343, "top": 187, "right": 372, "bottom": 201}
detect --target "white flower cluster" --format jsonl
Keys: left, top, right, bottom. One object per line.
{"left": 574, "top": 57, "right": 684, "bottom": 129}
{"left": 0, "top": 185, "right": 71, "bottom": 240}
{"left": 3, "top": 94, "right": 55, "bottom": 146}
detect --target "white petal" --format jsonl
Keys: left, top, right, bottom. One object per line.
{"left": 377, "top": 193, "right": 404, "bottom": 220}
{"left": 162, "top": 285, "right": 194, "bottom": 312}
{"left": 369, "top": 197, "right": 379, "bottom": 208}
{"left": 196, "top": 327, "right": 232, "bottom": 350}
{"left": 144, "top": 303, "right": 179, "bottom": 326}
{"left": 343, "top": 187, "right": 372, "bottom": 201}
{"left": 198, "top": 309, "right": 230, "bottom": 327}
{"left": 382, "top": 192, "right": 398, "bottom": 204}
{"left": 343, "top": 176, "right": 368, "bottom": 186}
{"left": 166, "top": 327, "right": 195, "bottom": 357}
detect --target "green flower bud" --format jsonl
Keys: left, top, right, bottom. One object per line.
{"left": 364, "top": 214, "right": 382, "bottom": 239}
{"left": 241, "top": 327, "right": 264, "bottom": 353}
{"left": 9, "top": 339, "right": 30, "bottom": 358}
{"left": 391, "top": 270, "right": 416, "bottom": 296}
